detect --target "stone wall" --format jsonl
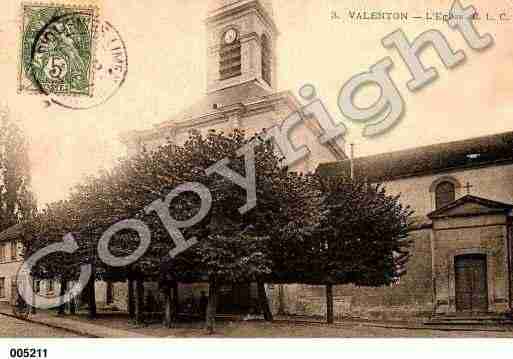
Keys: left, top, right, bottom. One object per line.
{"left": 104, "top": 228, "right": 434, "bottom": 320}
{"left": 272, "top": 228, "right": 434, "bottom": 320}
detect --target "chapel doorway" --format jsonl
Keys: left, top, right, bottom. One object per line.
{"left": 454, "top": 254, "right": 488, "bottom": 313}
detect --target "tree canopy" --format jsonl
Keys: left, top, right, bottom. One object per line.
{"left": 23, "top": 129, "right": 413, "bottom": 291}
{"left": 24, "top": 130, "right": 319, "bottom": 284}
{"left": 0, "top": 105, "right": 36, "bottom": 232}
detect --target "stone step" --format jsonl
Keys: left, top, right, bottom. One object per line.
{"left": 429, "top": 316, "right": 512, "bottom": 319}
{"left": 426, "top": 313, "right": 513, "bottom": 326}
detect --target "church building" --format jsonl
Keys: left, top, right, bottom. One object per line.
{"left": 121, "top": 0, "right": 346, "bottom": 173}
{"left": 318, "top": 133, "right": 513, "bottom": 321}
{"left": 120, "top": 0, "right": 513, "bottom": 321}
{"left": 120, "top": 0, "right": 347, "bottom": 316}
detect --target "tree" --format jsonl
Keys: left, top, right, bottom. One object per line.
{"left": 195, "top": 232, "right": 271, "bottom": 333}
{"left": 150, "top": 130, "right": 319, "bottom": 329}
{"left": 23, "top": 128, "right": 413, "bottom": 329}
{"left": 23, "top": 129, "right": 319, "bottom": 329}
{"left": 312, "top": 176, "right": 413, "bottom": 323}
{"left": 0, "top": 105, "right": 36, "bottom": 231}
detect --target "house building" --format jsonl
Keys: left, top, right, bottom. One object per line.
{"left": 0, "top": 224, "right": 25, "bottom": 306}
{"left": 0, "top": 224, "right": 62, "bottom": 307}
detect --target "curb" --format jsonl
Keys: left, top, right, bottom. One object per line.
{"left": 275, "top": 318, "right": 513, "bottom": 333}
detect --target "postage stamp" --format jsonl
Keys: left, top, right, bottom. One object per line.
{"left": 18, "top": 3, "right": 98, "bottom": 97}
{"left": 50, "top": 20, "right": 128, "bottom": 110}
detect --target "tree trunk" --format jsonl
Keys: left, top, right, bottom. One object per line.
{"left": 326, "top": 284, "right": 334, "bottom": 324}
{"left": 257, "top": 282, "right": 273, "bottom": 321}
{"left": 128, "top": 279, "right": 135, "bottom": 319}
{"left": 69, "top": 282, "right": 76, "bottom": 316}
{"left": 277, "top": 284, "right": 285, "bottom": 315}
{"left": 135, "top": 279, "right": 144, "bottom": 324}
{"left": 106, "top": 281, "right": 113, "bottom": 305}
{"left": 172, "top": 281, "right": 179, "bottom": 318}
{"left": 58, "top": 279, "right": 67, "bottom": 315}
{"left": 87, "top": 274, "right": 97, "bottom": 319}
{"left": 206, "top": 278, "right": 218, "bottom": 334}
{"left": 163, "top": 285, "right": 172, "bottom": 328}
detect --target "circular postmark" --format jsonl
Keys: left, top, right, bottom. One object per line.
{"left": 28, "top": 14, "right": 128, "bottom": 110}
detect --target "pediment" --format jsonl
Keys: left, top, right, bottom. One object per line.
{"left": 428, "top": 195, "right": 513, "bottom": 219}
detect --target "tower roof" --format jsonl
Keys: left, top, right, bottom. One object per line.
{"left": 208, "top": 0, "right": 273, "bottom": 17}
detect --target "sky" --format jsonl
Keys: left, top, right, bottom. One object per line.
{"left": 1, "top": 0, "right": 512, "bottom": 206}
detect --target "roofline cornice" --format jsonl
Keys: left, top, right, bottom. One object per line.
{"left": 319, "top": 157, "right": 513, "bottom": 183}
{"left": 376, "top": 158, "right": 513, "bottom": 183}
{"left": 120, "top": 89, "right": 348, "bottom": 163}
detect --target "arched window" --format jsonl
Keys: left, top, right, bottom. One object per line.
{"left": 261, "top": 34, "right": 272, "bottom": 86}
{"left": 435, "top": 181, "right": 455, "bottom": 209}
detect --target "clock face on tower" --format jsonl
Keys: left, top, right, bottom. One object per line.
{"left": 223, "top": 29, "right": 238, "bottom": 45}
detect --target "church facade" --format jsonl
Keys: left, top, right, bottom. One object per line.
{"left": 119, "top": 0, "right": 513, "bottom": 321}
{"left": 121, "top": 0, "right": 346, "bottom": 173}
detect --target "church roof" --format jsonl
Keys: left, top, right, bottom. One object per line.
{"left": 120, "top": 82, "right": 275, "bottom": 143}
{"left": 160, "top": 82, "right": 271, "bottom": 126}
{"left": 427, "top": 195, "right": 513, "bottom": 219}
{"left": 121, "top": 83, "right": 348, "bottom": 161}
{"left": 318, "top": 131, "right": 513, "bottom": 182}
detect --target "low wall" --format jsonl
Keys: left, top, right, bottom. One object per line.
{"left": 271, "top": 229, "right": 434, "bottom": 321}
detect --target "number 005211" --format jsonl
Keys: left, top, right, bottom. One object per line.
{"left": 9, "top": 348, "right": 48, "bottom": 358}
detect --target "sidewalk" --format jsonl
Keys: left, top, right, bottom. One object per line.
{"left": 274, "top": 315, "right": 513, "bottom": 333}
{"left": 0, "top": 305, "right": 149, "bottom": 338}
{"left": 1, "top": 304, "right": 512, "bottom": 337}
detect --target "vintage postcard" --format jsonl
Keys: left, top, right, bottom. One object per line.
{"left": 1, "top": 0, "right": 513, "bottom": 356}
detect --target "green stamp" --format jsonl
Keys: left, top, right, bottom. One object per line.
{"left": 19, "top": 4, "right": 98, "bottom": 97}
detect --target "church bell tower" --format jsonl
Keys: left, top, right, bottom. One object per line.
{"left": 205, "top": 0, "right": 278, "bottom": 94}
